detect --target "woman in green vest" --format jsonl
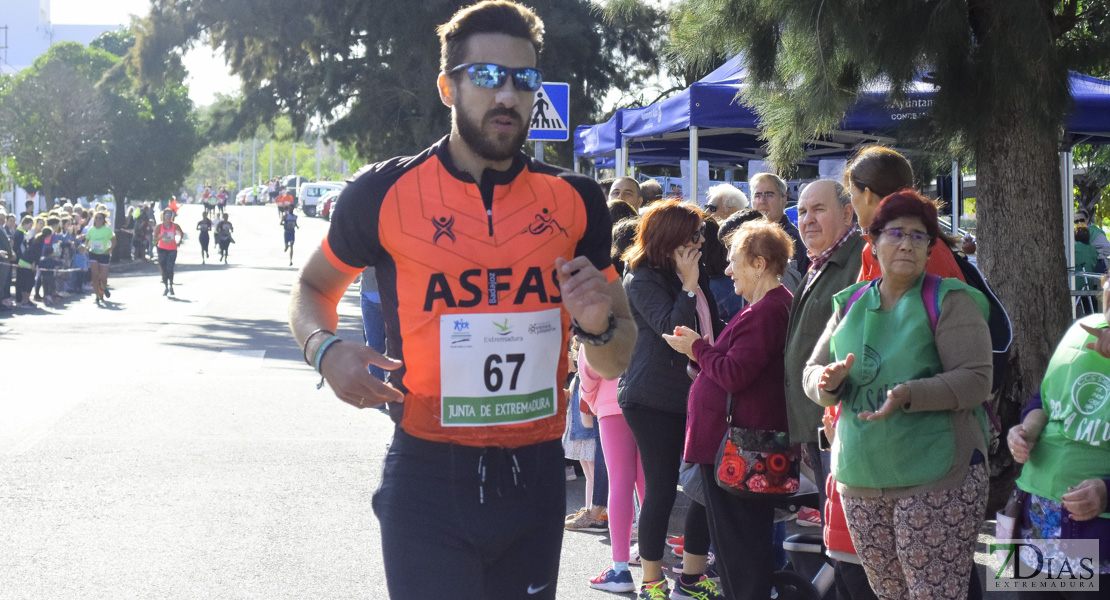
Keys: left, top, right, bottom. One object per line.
{"left": 803, "top": 190, "right": 993, "bottom": 599}
{"left": 1008, "top": 275, "right": 1110, "bottom": 591}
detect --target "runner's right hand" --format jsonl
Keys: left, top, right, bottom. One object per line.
{"left": 319, "top": 343, "right": 404, "bottom": 409}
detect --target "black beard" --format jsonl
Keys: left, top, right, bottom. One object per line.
{"left": 455, "top": 107, "right": 529, "bottom": 162}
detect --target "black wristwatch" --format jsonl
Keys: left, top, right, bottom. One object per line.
{"left": 571, "top": 312, "right": 618, "bottom": 346}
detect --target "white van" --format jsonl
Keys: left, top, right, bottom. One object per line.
{"left": 298, "top": 181, "right": 344, "bottom": 217}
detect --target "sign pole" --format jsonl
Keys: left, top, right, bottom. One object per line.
{"left": 534, "top": 141, "right": 544, "bottom": 163}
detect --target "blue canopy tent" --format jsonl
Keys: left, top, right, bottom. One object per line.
{"left": 575, "top": 56, "right": 1110, "bottom": 202}
{"left": 575, "top": 57, "right": 1110, "bottom": 311}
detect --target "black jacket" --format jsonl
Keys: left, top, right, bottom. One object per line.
{"left": 618, "top": 264, "right": 722, "bottom": 414}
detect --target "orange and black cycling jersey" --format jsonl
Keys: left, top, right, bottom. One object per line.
{"left": 321, "top": 136, "right": 616, "bottom": 448}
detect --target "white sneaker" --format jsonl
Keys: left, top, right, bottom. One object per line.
{"left": 565, "top": 466, "right": 577, "bottom": 481}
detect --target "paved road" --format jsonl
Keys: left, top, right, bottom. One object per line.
{"left": 0, "top": 204, "right": 1020, "bottom": 599}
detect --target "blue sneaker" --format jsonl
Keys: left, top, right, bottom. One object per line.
{"left": 589, "top": 566, "right": 635, "bottom": 593}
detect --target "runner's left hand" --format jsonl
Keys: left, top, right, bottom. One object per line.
{"left": 1062, "top": 479, "right": 1108, "bottom": 521}
{"left": 556, "top": 256, "right": 612, "bottom": 335}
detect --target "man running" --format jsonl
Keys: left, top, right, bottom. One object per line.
{"left": 288, "top": 3, "right": 634, "bottom": 598}
{"left": 280, "top": 207, "right": 298, "bottom": 266}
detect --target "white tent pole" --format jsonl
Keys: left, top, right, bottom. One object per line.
{"left": 618, "top": 138, "right": 629, "bottom": 178}
{"left": 1062, "top": 150, "right": 1076, "bottom": 311}
{"left": 951, "top": 161, "right": 959, "bottom": 235}
{"left": 690, "top": 126, "right": 699, "bottom": 204}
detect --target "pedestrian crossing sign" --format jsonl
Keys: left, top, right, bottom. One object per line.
{"left": 527, "top": 82, "right": 570, "bottom": 142}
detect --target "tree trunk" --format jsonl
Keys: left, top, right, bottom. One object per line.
{"left": 974, "top": 93, "right": 1073, "bottom": 512}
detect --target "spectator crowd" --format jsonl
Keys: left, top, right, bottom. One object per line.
{"left": 553, "top": 144, "right": 1108, "bottom": 600}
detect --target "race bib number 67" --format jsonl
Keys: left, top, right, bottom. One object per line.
{"left": 440, "top": 308, "right": 562, "bottom": 427}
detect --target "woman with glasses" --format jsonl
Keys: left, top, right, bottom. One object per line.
{"left": 804, "top": 191, "right": 993, "bottom": 600}
{"left": 618, "top": 200, "right": 724, "bottom": 600}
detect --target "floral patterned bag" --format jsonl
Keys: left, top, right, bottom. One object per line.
{"left": 714, "top": 393, "right": 800, "bottom": 498}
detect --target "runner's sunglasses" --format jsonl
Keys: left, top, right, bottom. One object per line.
{"left": 447, "top": 63, "right": 544, "bottom": 92}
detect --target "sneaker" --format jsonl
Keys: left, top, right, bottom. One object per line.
{"left": 589, "top": 567, "right": 635, "bottom": 593}
{"left": 169, "top": 285, "right": 175, "bottom": 296}
{"left": 670, "top": 575, "right": 724, "bottom": 599}
{"left": 796, "top": 506, "right": 822, "bottom": 527}
{"left": 629, "top": 545, "right": 641, "bottom": 566}
{"left": 666, "top": 535, "right": 684, "bottom": 548}
{"left": 103, "top": 288, "right": 110, "bottom": 299}
{"left": 638, "top": 579, "right": 670, "bottom": 600}
{"left": 565, "top": 466, "right": 577, "bottom": 481}
{"left": 672, "top": 545, "right": 683, "bottom": 558}
{"left": 566, "top": 510, "right": 608, "bottom": 533}
{"left": 565, "top": 507, "right": 587, "bottom": 524}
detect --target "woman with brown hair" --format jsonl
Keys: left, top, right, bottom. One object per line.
{"left": 845, "top": 145, "right": 964, "bottom": 282}
{"left": 618, "top": 200, "right": 723, "bottom": 600}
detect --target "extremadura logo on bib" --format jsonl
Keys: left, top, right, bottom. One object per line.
{"left": 439, "top": 308, "right": 562, "bottom": 426}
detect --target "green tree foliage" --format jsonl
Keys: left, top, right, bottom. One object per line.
{"left": 0, "top": 43, "right": 115, "bottom": 207}
{"left": 0, "top": 33, "right": 200, "bottom": 225}
{"left": 130, "top": 0, "right": 664, "bottom": 165}
{"left": 665, "top": 0, "right": 1110, "bottom": 508}
{"left": 185, "top": 115, "right": 349, "bottom": 195}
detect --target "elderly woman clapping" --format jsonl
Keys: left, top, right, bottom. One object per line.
{"left": 803, "top": 190, "right": 993, "bottom": 600}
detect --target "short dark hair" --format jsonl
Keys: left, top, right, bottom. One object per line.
{"left": 437, "top": 1, "right": 544, "bottom": 72}
{"left": 866, "top": 190, "right": 942, "bottom": 248}
{"left": 718, "top": 208, "right": 764, "bottom": 246}
{"left": 607, "top": 200, "right": 638, "bottom": 224}
{"left": 701, "top": 218, "right": 728, "bottom": 278}
{"left": 611, "top": 217, "right": 639, "bottom": 276}
{"left": 1076, "top": 224, "right": 1092, "bottom": 244}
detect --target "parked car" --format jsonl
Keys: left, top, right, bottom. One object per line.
{"left": 319, "top": 189, "right": 342, "bottom": 220}
{"left": 299, "top": 181, "right": 344, "bottom": 217}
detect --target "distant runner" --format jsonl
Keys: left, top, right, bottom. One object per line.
{"left": 156, "top": 208, "right": 185, "bottom": 296}
{"left": 281, "top": 207, "right": 299, "bottom": 266}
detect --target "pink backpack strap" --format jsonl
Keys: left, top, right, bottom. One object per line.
{"left": 842, "top": 279, "right": 879, "bottom": 316}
